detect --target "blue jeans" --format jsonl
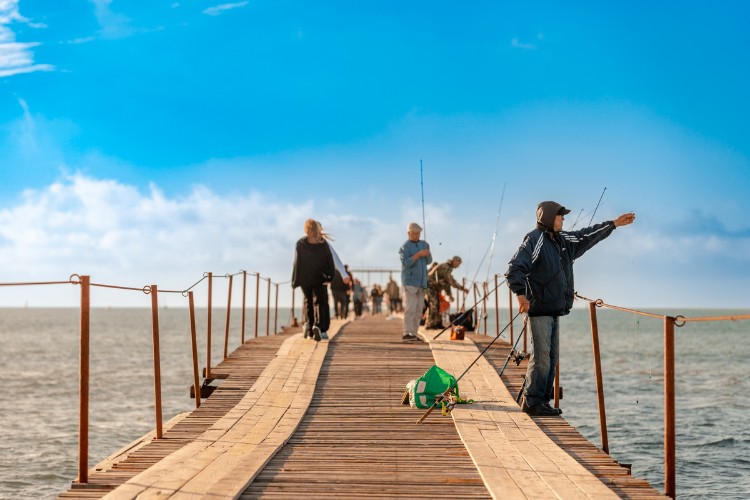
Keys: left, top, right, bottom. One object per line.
{"left": 523, "top": 315, "right": 559, "bottom": 407}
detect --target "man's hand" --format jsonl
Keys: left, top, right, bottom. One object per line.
{"left": 613, "top": 212, "right": 636, "bottom": 227}
{"left": 517, "top": 295, "right": 530, "bottom": 313}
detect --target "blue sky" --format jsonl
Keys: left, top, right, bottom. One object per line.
{"left": 0, "top": 1, "right": 748, "bottom": 308}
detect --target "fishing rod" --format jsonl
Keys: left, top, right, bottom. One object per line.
{"left": 420, "top": 159, "right": 426, "bottom": 240}
{"left": 462, "top": 185, "right": 506, "bottom": 293}
{"left": 588, "top": 186, "right": 607, "bottom": 225}
{"left": 484, "top": 183, "right": 506, "bottom": 284}
{"left": 416, "top": 312, "right": 525, "bottom": 424}
{"left": 570, "top": 208, "right": 585, "bottom": 230}
{"left": 432, "top": 276, "right": 507, "bottom": 340}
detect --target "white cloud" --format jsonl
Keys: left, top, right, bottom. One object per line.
{"left": 511, "top": 37, "right": 536, "bottom": 50}
{"left": 0, "top": 2, "right": 53, "bottom": 78}
{"left": 203, "top": 1, "right": 249, "bottom": 16}
{"left": 88, "top": 0, "right": 133, "bottom": 38}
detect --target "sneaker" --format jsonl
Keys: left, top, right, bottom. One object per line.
{"left": 320, "top": 331, "right": 329, "bottom": 340}
{"left": 303, "top": 323, "right": 310, "bottom": 339}
{"left": 402, "top": 333, "right": 414, "bottom": 341}
{"left": 312, "top": 326, "right": 321, "bottom": 342}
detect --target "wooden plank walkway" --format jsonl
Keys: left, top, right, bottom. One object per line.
{"left": 59, "top": 316, "right": 666, "bottom": 499}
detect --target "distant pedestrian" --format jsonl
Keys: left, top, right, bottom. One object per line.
{"left": 330, "top": 270, "right": 350, "bottom": 319}
{"left": 426, "top": 256, "right": 468, "bottom": 329}
{"left": 371, "top": 284, "right": 383, "bottom": 315}
{"left": 506, "top": 201, "right": 636, "bottom": 416}
{"left": 292, "top": 219, "right": 335, "bottom": 341}
{"left": 399, "top": 222, "right": 432, "bottom": 341}
{"left": 352, "top": 279, "right": 365, "bottom": 318}
{"left": 385, "top": 276, "right": 401, "bottom": 313}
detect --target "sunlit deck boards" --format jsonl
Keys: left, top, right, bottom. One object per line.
{"left": 60, "top": 316, "right": 666, "bottom": 499}
{"left": 242, "top": 316, "right": 490, "bottom": 499}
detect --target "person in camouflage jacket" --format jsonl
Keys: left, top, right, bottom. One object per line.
{"left": 426, "top": 256, "right": 469, "bottom": 329}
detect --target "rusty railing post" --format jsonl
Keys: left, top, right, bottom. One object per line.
{"left": 494, "top": 274, "right": 500, "bottom": 338}
{"left": 241, "top": 271, "right": 247, "bottom": 343}
{"left": 588, "top": 301, "right": 609, "bottom": 452}
{"left": 482, "top": 282, "right": 489, "bottom": 335}
{"left": 254, "top": 273, "right": 260, "bottom": 338}
{"left": 150, "top": 285, "right": 163, "bottom": 439}
{"left": 188, "top": 291, "right": 201, "bottom": 408}
{"left": 664, "top": 316, "right": 676, "bottom": 498}
{"left": 266, "top": 277, "right": 272, "bottom": 336}
{"left": 290, "top": 283, "right": 297, "bottom": 326}
{"left": 77, "top": 275, "right": 90, "bottom": 484}
{"left": 274, "top": 282, "right": 279, "bottom": 335}
{"left": 508, "top": 286, "right": 514, "bottom": 345}
{"left": 223, "top": 274, "right": 233, "bottom": 359}
{"left": 206, "top": 272, "right": 213, "bottom": 379}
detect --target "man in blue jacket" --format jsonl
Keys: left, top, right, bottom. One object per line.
{"left": 506, "top": 201, "right": 636, "bottom": 416}
{"left": 399, "top": 222, "right": 432, "bottom": 341}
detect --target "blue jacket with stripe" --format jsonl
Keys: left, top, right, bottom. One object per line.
{"left": 505, "top": 221, "right": 616, "bottom": 317}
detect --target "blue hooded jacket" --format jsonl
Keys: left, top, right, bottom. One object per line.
{"left": 505, "top": 201, "right": 616, "bottom": 317}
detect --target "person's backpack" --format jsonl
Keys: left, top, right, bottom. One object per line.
{"left": 450, "top": 310, "right": 475, "bottom": 331}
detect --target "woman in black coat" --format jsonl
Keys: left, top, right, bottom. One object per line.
{"left": 292, "top": 219, "right": 335, "bottom": 341}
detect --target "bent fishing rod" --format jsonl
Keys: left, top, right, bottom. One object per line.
{"left": 416, "top": 312, "right": 525, "bottom": 424}
{"left": 432, "top": 276, "right": 508, "bottom": 340}
{"left": 420, "top": 159, "right": 426, "bottom": 240}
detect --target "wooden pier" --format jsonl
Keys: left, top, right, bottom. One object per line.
{"left": 59, "top": 316, "right": 666, "bottom": 499}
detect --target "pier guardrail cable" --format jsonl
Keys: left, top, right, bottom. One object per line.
{"left": 575, "top": 292, "right": 750, "bottom": 326}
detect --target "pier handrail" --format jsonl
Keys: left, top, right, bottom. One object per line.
{"left": 574, "top": 292, "right": 750, "bottom": 498}
{"left": 0, "top": 268, "right": 289, "bottom": 486}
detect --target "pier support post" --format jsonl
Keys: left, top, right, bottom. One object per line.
{"left": 588, "top": 301, "right": 609, "bottom": 453}
{"left": 241, "top": 271, "right": 247, "bottom": 343}
{"left": 266, "top": 277, "right": 271, "bottom": 336}
{"left": 254, "top": 273, "right": 260, "bottom": 338}
{"left": 664, "top": 316, "right": 676, "bottom": 498}
{"left": 77, "top": 275, "right": 90, "bottom": 484}
{"left": 508, "top": 287, "right": 514, "bottom": 345}
{"left": 494, "top": 275, "right": 500, "bottom": 338}
{"left": 274, "top": 282, "right": 279, "bottom": 335}
{"left": 206, "top": 272, "right": 213, "bottom": 379}
{"left": 224, "top": 274, "right": 233, "bottom": 359}
{"left": 188, "top": 291, "right": 201, "bottom": 408}
{"left": 150, "top": 285, "right": 163, "bottom": 439}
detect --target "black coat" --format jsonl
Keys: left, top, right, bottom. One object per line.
{"left": 292, "top": 237, "right": 335, "bottom": 288}
{"left": 505, "top": 221, "right": 616, "bottom": 317}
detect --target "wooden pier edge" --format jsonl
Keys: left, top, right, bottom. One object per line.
{"left": 60, "top": 317, "right": 666, "bottom": 499}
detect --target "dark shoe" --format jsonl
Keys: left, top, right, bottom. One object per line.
{"left": 312, "top": 326, "right": 321, "bottom": 342}
{"left": 543, "top": 402, "right": 562, "bottom": 415}
{"left": 522, "top": 400, "right": 559, "bottom": 417}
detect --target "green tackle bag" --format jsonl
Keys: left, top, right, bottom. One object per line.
{"left": 407, "top": 365, "right": 460, "bottom": 409}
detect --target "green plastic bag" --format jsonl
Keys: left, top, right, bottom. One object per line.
{"left": 409, "top": 365, "right": 460, "bottom": 409}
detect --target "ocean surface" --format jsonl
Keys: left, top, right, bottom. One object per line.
{"left": 1, "top": 307, "right": 748, "bottom": 499}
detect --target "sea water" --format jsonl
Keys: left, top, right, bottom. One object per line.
{"left": 0, "top": 307, "right": 289, "bottom": 499}
{"left": 480, "top": 307, "right": 750, "bottom": 499}
{"left": 1, "top": 307, "right": 748, "bottom": 499}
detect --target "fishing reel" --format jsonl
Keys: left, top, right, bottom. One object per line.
{"left": 510, "top": 350, "right": 527, "bottom": 366}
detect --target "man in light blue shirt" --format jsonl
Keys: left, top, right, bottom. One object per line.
{"left": 399, "top": 222, "right": 432, "bottom": 341}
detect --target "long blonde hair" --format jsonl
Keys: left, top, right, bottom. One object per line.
{"left": 304, "top": 219, "right": 330, "bottom": 244}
